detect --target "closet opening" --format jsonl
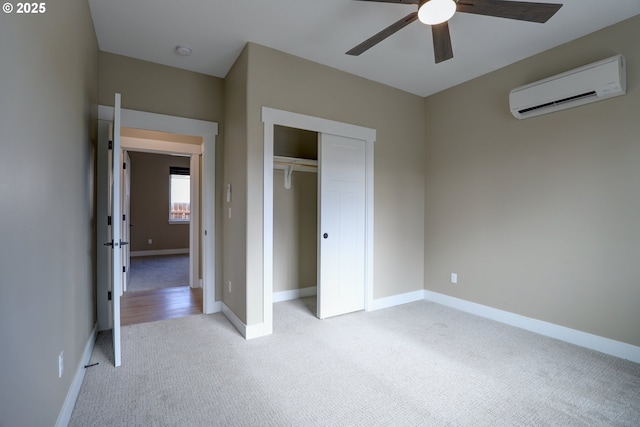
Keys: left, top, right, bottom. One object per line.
{"left": 262, "top": 106, "right": 375, "bottom": 339}
{"left": 272, "top": 125, "right": 319, "bottom": 318}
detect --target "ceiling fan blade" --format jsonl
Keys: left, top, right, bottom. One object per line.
{"left": 456, "top": 0, "right": 562, "bottom": 23}
{"left": 432, "top": 22, "right": 453, "bottom": 63}
{"left": 352, "top": 0, "right": 419, "bottom": 4}
{"left": 346, "top": 12, "right": 419, "bottom": 56}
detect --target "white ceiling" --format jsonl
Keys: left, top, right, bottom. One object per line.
{"left": 88, "top": 0, "right": 640, "bottom": 97}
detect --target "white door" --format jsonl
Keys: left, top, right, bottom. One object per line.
{"left": 108, "top": 93, "right": 123, "bottom": 367}
{"left": 318, "top": 133, "right": 366, "bottom": 319}
{"left": 121, "top": 150, "right": 131, "bottom": 291}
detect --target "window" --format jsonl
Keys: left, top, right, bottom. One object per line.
{"left": 169, "top": 167, "right": 190, "bottom": 223}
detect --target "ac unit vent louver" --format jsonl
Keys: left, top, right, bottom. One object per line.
{"left": 510, "top": 55, "right": 626, "bottom": 119}
{"left": 517, "top": 91, "right": 597, "bottom": 115}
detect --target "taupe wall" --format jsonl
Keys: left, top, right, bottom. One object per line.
{"left": 424, "top": 15, "right": 640, "bottom": 347}
{"left": 98, "top": 51, "right": 223, "bottom": 121}
{"left": 99, "top": 52, "right": 225, "bottom": 301}
{"left": 0, "top": 0, "right": 98, "bottom": 425}
{"left": 273, "top": 170, "right": 318, "bottom": 292}
{"left": 128, "top": 152, "right": 190, "bottom": 252}
{"left": 223, "top": 46, "right": 249, "bottom": 320}
{"left": 232, "top": 43, "right": 427, "bottom": 325}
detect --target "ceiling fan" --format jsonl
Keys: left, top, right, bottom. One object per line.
{"left": 346, "top": 0, "right": 563, "bottom": 63}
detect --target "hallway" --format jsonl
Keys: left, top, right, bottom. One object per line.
{"left": 121, "top": 286, "right": 203, "bottom": 326}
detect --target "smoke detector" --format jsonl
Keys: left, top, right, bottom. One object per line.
{"left": 175, "top": 45, "right": 192, "bottom": 56}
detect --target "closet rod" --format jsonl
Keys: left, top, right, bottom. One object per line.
{"left": 273, "top": 160, "right": 317, "bottom": 169}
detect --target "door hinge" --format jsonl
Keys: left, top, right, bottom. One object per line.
{"left": 122, "top": 214, "right": 126, "bottom": 221}
{"left": 107, "top": 216, "right": 112, "bottom": 226}
{"left": 123, "top": 162, "right": 127, "bottom": 170}
{"left": 107, "top": 291, "right": 112, "bottom": 301}
{"left": 122, "top": 266, "right": 126, "bottom": 273}
{"left": 108, "top": 140, "right": 113, "bottom": 150}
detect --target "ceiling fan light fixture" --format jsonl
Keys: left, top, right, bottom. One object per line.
{"left": 418, "top": 0, "right": 456, "bottom": 25}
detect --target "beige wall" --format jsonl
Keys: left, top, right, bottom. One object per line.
{"left": 222, "top": 46, "right": 249, "bottom": 320}
{"left": 230, "top": 43, "right": 426, "bottom": 325}
{"left": 98, "top": 51, "right": 223, "bottom": 121}
{"left": 99, "top": 52, "right": 225, "bottom": 301}
{"left": 0, "top": 0, "right": 98, "bottom": 425}
{"left": 128, "top": 152, "right": 190, "bottom": 252}
{"left": 424, "top": 15, "right": 640, "bottom": 347}
{"left": 273, "top": 170, "right": 318, "bottom": 292}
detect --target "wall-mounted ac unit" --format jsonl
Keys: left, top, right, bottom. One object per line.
{"left": 509, "top": 55, "right": 626, "bottom": 120}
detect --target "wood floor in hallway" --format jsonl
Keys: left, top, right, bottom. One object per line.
{"left": 121, "top": 286, "right": 203, "bottom": 326}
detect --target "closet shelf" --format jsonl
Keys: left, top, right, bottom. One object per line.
{"left": 273, "top": 155, "right": 317, "bottom": 172}
{"left": 274, "top": 156, "right": 317, "bottom": 189}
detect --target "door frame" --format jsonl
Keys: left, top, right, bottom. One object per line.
{"left": 97, "top": 106, "right": 219, "bottom": 324}
{"left": 262, "top": 107, "right": 375, "bottom": 336}
{"left": 122, "top": 150, "right": 131, "bottom": 292}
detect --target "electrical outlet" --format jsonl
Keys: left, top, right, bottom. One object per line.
{"left": 58, "top": 351, "right": 64, "bottom": 378}
{"left": 148, "top": 238, "right": 152, "bottom": 245}
{"left": 228, "top": 280, "right": 232, "bottom": 293}
{"left": 451, "top": 273, "right": 458, "bottom": 284}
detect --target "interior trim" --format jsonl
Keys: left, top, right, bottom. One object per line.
{"left": 55, "top": 324, "right": 97, "bottom": 427}
{"left": 424, "top": 290, "right": 640, "bottom": 364}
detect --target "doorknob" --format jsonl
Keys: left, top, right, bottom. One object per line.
{"left": 120, "top": 240, "right": 129, "bottom": 246}
{"left": 103, "top": 240, "right": 114, "bottom": 247}
{"left": 323, "top": 233, "right": 328, "bottom": 239}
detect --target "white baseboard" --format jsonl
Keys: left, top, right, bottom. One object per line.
{"left": 204, "top": 300, "right": 222, "bottom": 314}
{"left": 222, "top": 302, "right": 245, "bottom": 337}
{"left": 228, "top": 283, "right": 640, "bottom": 362}
{"left": 368, "top": 289, "right": 426, "bottom": 311}
{"left": 56, "top": 323, "right": 97, "bottom": 427}
{"left": 245, "top": 322, "right": 268, "bottom": 339}
{"left": 130, "top": 248, "right": 189, "bottom": 257}
{"left": 423, "top": 290, "right": 640, "bottom": 364}
{"left": 273, "top": 286, "right": 317, "bottom": 303}
{"left": 221, "top": 303, "right": 267, "bottom": 340}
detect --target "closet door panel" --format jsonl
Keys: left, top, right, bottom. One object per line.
{"left": 318, "top": 133, "right": 366, "bottom": 319}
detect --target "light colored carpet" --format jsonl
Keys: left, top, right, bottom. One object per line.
{"left": 126, "top": 254, "right": 189, "bottom": 292}
{"left": 70, "top": 298, "right": 640, "bottom": 426}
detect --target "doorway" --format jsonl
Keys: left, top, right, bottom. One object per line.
{"left": 262, "top": 107, "right": 376, "bottom": 337}
{"left": 121, "top": 149, "right": 199, "bottom": 326}
{"left": 97, "top": 105, "right": 219, "bottom": 336}
{"left": 123, "top": 149, "right": 191, "bottom": 290}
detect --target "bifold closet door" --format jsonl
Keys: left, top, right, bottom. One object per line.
{"left": 317, "top": 133, "right": 366, "bottom": 319}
